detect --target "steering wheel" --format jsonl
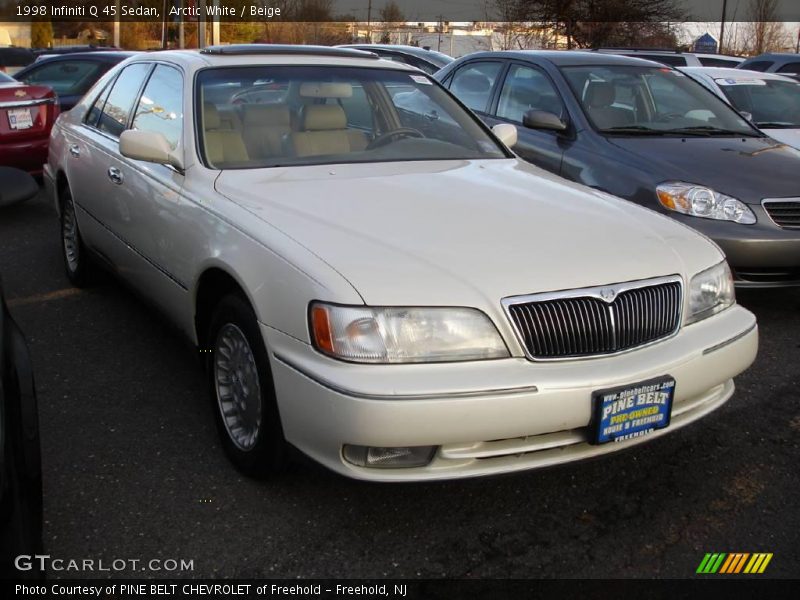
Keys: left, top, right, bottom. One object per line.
{"left": 367, "top": 127, "right": 424, "bottom": 150}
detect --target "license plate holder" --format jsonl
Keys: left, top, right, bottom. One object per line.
{"left": 8, "top": 108, "right": 33, "bottom": 130}
{"left": 591, "top": 376, "right": 675, "bottom": 445}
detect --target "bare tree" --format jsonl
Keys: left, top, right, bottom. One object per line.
{"left": 745, "top": 0, "right": 791, "bottom": 54}
{"left": 379, "top": 1, "right": 405, "bottom": 24}
{"left": 492, "top": 0, "right": 684, "bottom": 49}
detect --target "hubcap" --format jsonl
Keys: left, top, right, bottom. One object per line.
{"left": 62, "top": 197, "right": 79, "bottom": 273}
{"left": 214, "top": 323, "right": 262, "bottom": 451}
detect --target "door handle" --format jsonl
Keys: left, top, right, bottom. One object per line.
{"left": 107, "top": 167, "right": 123, "bottom": 185}
{"left": 68, "top": 144, "right": 80, "bottom": 157}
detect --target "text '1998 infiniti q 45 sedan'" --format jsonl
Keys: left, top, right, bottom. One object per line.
{"left": 44, "top": 46, "right": 758, "bottom": 481}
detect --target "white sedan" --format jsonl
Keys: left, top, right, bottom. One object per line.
{"left": 44, "top": 45, "right": 757, "bottom": 481}
{"left": 680, "top": 66, "right": 800, "bottom": 150}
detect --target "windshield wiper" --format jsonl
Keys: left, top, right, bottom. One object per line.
{"left": 665, "top": 126, "right": 760, "bottom": 137}
{"left": 600, "top": 125, "right": 670, "bottom": 135}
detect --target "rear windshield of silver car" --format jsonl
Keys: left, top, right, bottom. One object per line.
{"left": 196, "top": 66, "right": 508, "bottom": 169}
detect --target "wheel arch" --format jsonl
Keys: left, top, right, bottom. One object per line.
{"left": 193, "top": 266, "right": 261, "bottom": 350}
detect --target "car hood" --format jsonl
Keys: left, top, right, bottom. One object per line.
{"left": 215, "top": 159, "right": 722, "bottom": 308}
{"left": 605, "top": 135, "right": 800, "bottom": 203}
{"left": 762, "top": 128, "right": 800, "bottom": 151}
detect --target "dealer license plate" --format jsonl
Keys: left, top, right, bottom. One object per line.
{"left": 8, "top": 108, "right": 33, "bottom": 130}
{"left": 591, "top": 376, "right": 675, "bottom": 444}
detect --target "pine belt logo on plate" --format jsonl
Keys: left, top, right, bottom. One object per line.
{"left": 591, "top": 377, "right": 675, "bottom": 444}
{"left": 696, "top": 553, "right": 774, "bottom": 574}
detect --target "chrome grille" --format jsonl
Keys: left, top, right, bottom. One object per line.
{"left": 763, "top": 199, "right": 800, "bottom": 229}
{"left": 504, "top": 278, "right": 682, "bottom": 360}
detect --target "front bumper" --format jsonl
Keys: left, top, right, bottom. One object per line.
{"left": 264, "top": 305, "right": 757, "bottom": 481}
{"left": 671, "top": 209, "right": 800, "bottom": 287}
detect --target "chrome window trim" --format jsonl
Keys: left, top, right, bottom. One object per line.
{"left": 501, "top": 274, "right": 684, "bottom": 362}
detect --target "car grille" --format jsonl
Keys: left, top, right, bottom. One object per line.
{"left": 763, "top": 199, "right": 800, "bottom": 229}
{"left": 504, "top": 278, "right": 682, "bottom": 360}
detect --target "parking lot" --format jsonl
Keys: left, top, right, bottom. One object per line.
{"left": 1, "top": 188, "right": 798, "bottom": 579}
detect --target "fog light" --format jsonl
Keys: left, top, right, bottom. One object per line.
{"left": 342, "top": 445, "right": 437, "bottom": 468}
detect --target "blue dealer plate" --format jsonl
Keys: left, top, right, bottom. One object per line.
{"left": 591, "top": 376, "right": 676, "bottom": 444}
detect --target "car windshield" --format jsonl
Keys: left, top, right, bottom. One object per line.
{"left": 561, "top": 65, "right": 757, "bottom": 136}
{"left": 196, "top": 65, "right": 507, "bottom": 169}
{"left": 715, "top": 77, "right": 800, "bottom": 128}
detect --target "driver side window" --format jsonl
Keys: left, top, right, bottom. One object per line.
{"left": 496, "top": 64, "right": 564, "bottom": 124}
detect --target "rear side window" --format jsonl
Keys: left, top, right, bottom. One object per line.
{"left": 131, "top": 65, "right": 183, "bottom": 150}
{"left": 448, "top": 62, "right": 503, "bottom": 113}
{"left": 18, "top": 60, "right": 106, "bottom": 95}
{"left": 777, "top": 62, "right": 800, "bottom": 75}
{"left": 496, "top": 64, "right": 564, "bottom": 123}
{"left": 743, "top": 61, "right": 773, "bottom": 72}
{"left": 698, "top": 57, "right": 741, "bottom": 68}
{"left": 96, "top": 63, "right": 151, "bottom": 138}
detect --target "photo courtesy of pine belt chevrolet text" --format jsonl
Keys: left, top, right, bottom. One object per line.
{"left": 42, "top": 45, "right": 759, "bottom": 482}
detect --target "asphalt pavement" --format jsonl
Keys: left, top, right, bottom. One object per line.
{"left": 1, "top": 189, "right": 798, "bottom": 579}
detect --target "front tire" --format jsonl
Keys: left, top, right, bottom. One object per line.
{"left": 207, "top": 295, "right": 286, "bottom": 478}
{"left": 60, "top": 185, "right": 94, "bottom": 287}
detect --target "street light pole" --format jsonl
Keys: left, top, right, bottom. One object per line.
{"left": 719, "top": 0, "right": 727, "bottom": 54}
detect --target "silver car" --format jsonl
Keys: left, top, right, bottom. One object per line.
{"left": 44, "top": 45, "right": 757, "bottom": 481}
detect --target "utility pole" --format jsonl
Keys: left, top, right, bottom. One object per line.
{"left": 113, "top": 0, "right": 120, "bottom": 47}
{"left": 796, "top": 25, "right": 799, "bottom": 54}
{"left": 367, "top": 0, "right": 372, "bottom": 43}
{"left": 437, "top": 15, "right": 443, "bottom": 51}
{"left": 719, "top": 0, "right": 727, "bottom": 54}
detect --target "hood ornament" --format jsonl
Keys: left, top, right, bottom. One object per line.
{"left": 600, "top": 288, "right": 617, "bottom": 302}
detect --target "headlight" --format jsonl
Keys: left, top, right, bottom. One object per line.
{"left": 309, "top": 303, "right": 509, "bottom": 363}
{"left": 686, "top": 261, "right": 735, "bottom": 324}
{"left": 656, "top": 182, "right": 756, "bottom": 224}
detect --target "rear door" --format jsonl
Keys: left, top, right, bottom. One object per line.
{"left": 483, "top": 61, "right": 567, "bottom": 174}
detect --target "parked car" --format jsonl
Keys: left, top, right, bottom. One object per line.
{"left": 33, "top": 44, "right": 120, "bottom": 61}
{"left": 15, "top": 51, "right": 136, "bottom": 112}
{"left": 0, "top": 171, "right": 43, "bottom": 574}
{"left": 737, "top": 53, "right": 800, "bottom": 78}
{"left": 45, "top": 45, "right": 757, "bottom": 482}
{"left": 0, "top": 47, "right": 35, "bottom": 76}
{"left": 679, "top": 67, "right": 800, "bottom": 150}
{"left": 437, "top": 51, "right": 800, "bottom": 287}
{"left": 338, "top": 44, "right": 453, "bottom": 74}
{"left": 0, "top": 70, "right": 59, "bottom": 175}
{"left": 589, "top": 48, "right": 744, "bottom": 68}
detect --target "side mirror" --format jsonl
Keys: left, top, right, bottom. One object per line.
{"left": 522, "top": 109, "right": 568, "bottom": 132}
{"left": 0, "top": 166, "right": 39, "bottom": 208}
{"left": 491, "top": 123, "right": 518, "bottom": 148}
{"left": 740, "top": 111, "right": 754, "bottom": 122}
{"left": 120, "top": 130, "right": 184, "bottom": 170}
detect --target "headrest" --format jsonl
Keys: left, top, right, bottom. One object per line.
{"left": 242, "top": 104, "right": 291, "bottom": 127}
{"left": 585, "top": 81, "right": 615, "bottom": 108}
{"left": 301, "top": 105, "right": 347, "bottom": 131}
{"left": 203, "top": 102, "right": 220, "bottom": 129}
{"left": 299, "top": 82, "right": 353, "bottom": 98}
{"left": 455, "top": 73, "right": 491, "bottom": 94}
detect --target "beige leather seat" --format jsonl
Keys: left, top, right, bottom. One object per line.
{"left": 287, "top": 105, "right": 367, "bottom": 158}
{"left": 203, "top": 103, "right": 249, "bottom": 166}
{"left": 241, "top": 104, "right": 291, "bottom": 160}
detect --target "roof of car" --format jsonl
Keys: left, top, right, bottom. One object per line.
{"left": 741, "top": 53, "right": 800, "bottom": 63}
{"left": 33, "top": 51, "right": 137, "bottom": 63}
{"left": 452, "top": 50, "right": 666, "bottom": 67}
{"left": 126, "top": 46, "right": 417, "bottom": 72}
{"left": 680, "top": 66, "right": 795, "bottom": 81}
{"left": 340, "top": 44, "right": 454, "bottom": 64}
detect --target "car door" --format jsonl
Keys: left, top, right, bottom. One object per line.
{"left": 64, "top": 62, "right": 152, "bottom": 268}
{"left": 111, "top": 62, "right": 189, "bottom": 319}
{"left": 483, "top": 62, "right": 567, "bottom": 174}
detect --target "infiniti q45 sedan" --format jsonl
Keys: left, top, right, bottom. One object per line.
{"left": 44, "top": 46, "right": 758, "bottom": 481}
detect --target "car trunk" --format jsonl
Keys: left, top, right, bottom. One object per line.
{"left": 0, "top": 82, "right": 59, "bottom": 142}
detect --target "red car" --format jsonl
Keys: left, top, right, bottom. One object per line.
{"left": 0, "top": 71, "right": 59, "bottom": 175}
